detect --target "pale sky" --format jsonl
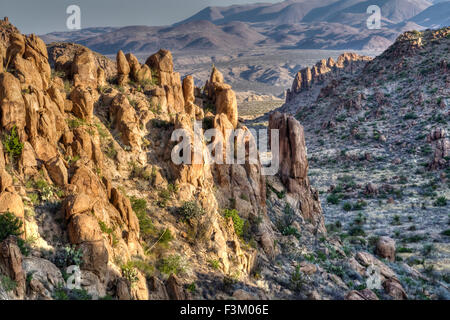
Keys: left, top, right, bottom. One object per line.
{"left": 0, "top": 0, "right": 282, "bottom": 34}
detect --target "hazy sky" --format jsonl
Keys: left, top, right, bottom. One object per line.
{"left": 0, "top": 0, "right": 281, "bottom": 35}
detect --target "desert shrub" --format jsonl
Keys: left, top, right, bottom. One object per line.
{"left": 129, "top": 161, "right": 151, "bottom": 180}
{"left": 348, "top": 226, "right": 366, "bottom": 237}
{"left": 434, "top": 196, "right": 447, "bottom": 207}
{"left": 121, "top": 262, "right": 139, "bottom": 286}
{"left": 327, "top": 193, "right": 342, "bottom": 205}
{"left": 98, "top": 220, "right": 114, "bottom": 235}
{"left": 179, "top": 201, "right": 206, "bottom": 221}
{"left": 0, "top": 275, "right": 17, "bottom": 292}
{"left": 130, "top": 260, "right": 154, "bottom": 280}
{"left": 0, "top": 212, "right": 23, "bottom": 242}
{"left": 3, "top": 125, "right": 23, "bottom": 159}
{"left": 158, "top": 228, "right": 173, "bottom": 247}
{"left": 157, "top": 254, "right": 185, "bottom": 276}
{"left": 105, "top": 141, "right": 118, "bottom": 159}
{"left": 282, "top": 226, "right": 301, "bottom": 239}
{"left": 441, "top": 229, "right": 450, "bottom": 237}
{"left": 342, "top": 202, "right": 352, "bottom": 211}
{"left": 290, "top": 265, "right": 305, "bottom": 291}
{"left": 52, "top": 284, "right": 92, "bottom": 300}
{"left": 208, "top": 259, "right": 220, "bottom": 270}
{"left": 54, "top": 245, "right": 84, "bottom": 268}
{"left": 130, "top": 196, "right": 154, "bottom": 238}
{"left": 224, "top": 209, "right": 244, "bottom": 237}
{"left": 404, "top": 112, "right": 418, "bottom": 120}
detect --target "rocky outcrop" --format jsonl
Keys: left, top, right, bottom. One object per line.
{"left": 116, "top": 50, "right": 130, "bottom": 86}
{"left": 428, "top": 128, "right": 449, "bottom": 170}
{"left": 126, "top": 53, "right": 152, "bottom": 83}
{"left": 145, "top": 49, "right": 184, "bottom": 114}
{"left": 268, "top": 111, "right": 324, "bottom": 233}
{"left": 375, "top": 236, "right": 396, "bottom": 262}
{"left": 48, "top": 42, "right": 117, "bottom": 81}
{"left": 204, "top": 67, "right": 238, "bottom": 128}
{"left": 109, "top": 94, "right": 141, "bottom": 149}
{"left": 286, "top": 53, "right": 372, "bottom": 102}
{"left": 0, "top": 236, "right": 25, "bottom": 299}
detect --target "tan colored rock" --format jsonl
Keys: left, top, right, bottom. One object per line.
{"left": 136, "top": 64, "right": 152, "bottom": 83}
{"left": 78, "top": 241, "right": 109, "bottom": 276}
{"left": 125, "top": 53, "right": 140, "bottom": 80}
{"left": 145, "top": 49, "right": 173, "bottom": 75}
{"left": 68, "top": 214, "right": 103, "bottom": 244}
{"left": 117, "top": 50, "right": 130, "bottom": 86}
{"left": 0, "top": 192, "right": 24, "bottom": 220}
{"left": 355, "top": 251, "right": 396, "bottom": 279}
{"left": 110, "top": 94, "right": 141, "bottom": 149}
{"left": 216, "top": 86, "right": 238, "bottom": 128}
{"left": 70, "top": 165, "right": 107, "bottom": 199}
{"left": 5, "top": 33, "right": 25, "bottom": 65}
{"left": 72, "top": 48, "right": 98, "bottom": 88}
{"left": 182, "top": 75, "right": 195, "bottom": 105}
{"left": 69, "top": 86, "right": 94, "bottom": 121}
{"left": 0, "top": 169, "right": 12, "bottom": 193}
{"left": 375, "top": 236, "right": 396, "bottom": 262}
{"left": 0, "top": 72, "right": 26, "bottom": 134}
{"left": 23, "top": 34, "right": 51, "bottom": 89}
{"left": 0, "top": 236, "right": 25, "bottom": 298}
{"left": 45, "top": 156, "right": 68, "bottom": 187}
{"left": 210, "top": 66, "right": 224, "bottom": 83}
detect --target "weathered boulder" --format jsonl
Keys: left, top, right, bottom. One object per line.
{"left": 0, "top": 192, "right": 24, "bottom": 221}
{"left": 45, "top": 156, "right": 68, "bottom": 187}
{"left": 0, "top": 72, "right": 26, "bottom": 134}
{"left": 69, "top": 86, "right": 94, "bottom": 121}
{"left": 383, "top": 278, "right": 408, "bottom": 300}
{"left": 0, "top": 236, "right": 25, "bottom": 298}
{"left": 375, "top": 236, "right": 396, "bottom": 262}
{"left": 72, "top": 48, "right": 98, "bottom": 88}
{"left": 109, "top": 94, "right": 141, "bottom": 149}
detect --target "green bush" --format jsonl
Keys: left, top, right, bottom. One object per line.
{"left": 224, "top": 209, "right": 244, "bottom": 237}
{"left": 434, "top": 196, "right": 447, "bottom": 207}
{"left": 121, "top": 262, "right": 139, "bottom": 286}
{"left": 158, "top": 228, "right": 173, "bottom": 247}
{"left": 208, "top": 259, "right": 220, "bottom": 270}
{"left": 157, "top": 254, "right": 185, "bottom": 276}
{"left": 0, "top": 212, "right": 23, "bottom": 242}
{"left": 3, "top": 125, "right": 24, "bottom": 159}
{"left": 179, "top": 201, "right": 205, "bottom": 221}
{"left": 130, "top": 196, "right": 154, "bottom": 238}
{"left": 1, "top": 275, "right": 17, "bottom": 292}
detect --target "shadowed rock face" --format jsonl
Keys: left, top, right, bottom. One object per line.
{"left": 269, "top": 111, "right": 325, "bottom": 234}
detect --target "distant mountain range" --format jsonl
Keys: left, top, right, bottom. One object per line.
{"left": 40, "top": 0, "right": 450, "bottom": 54}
